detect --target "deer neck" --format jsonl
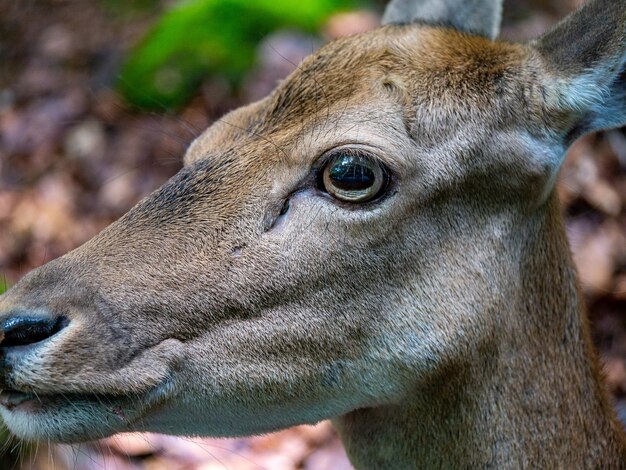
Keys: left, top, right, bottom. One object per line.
{"left": 334, "top": 196, "right": 626, "bottom": 469}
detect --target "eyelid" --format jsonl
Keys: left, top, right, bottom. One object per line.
{"left": 314, "top": 144, "right": 397, "bottom": 175}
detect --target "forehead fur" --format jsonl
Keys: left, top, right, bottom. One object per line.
{"left": 269, "top": 25, "right": 527, "bottom": 113}
{"left": 186, "top": 24, "right": 535, "bottom": 165}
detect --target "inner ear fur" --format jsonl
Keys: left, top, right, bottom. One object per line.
{"left": 382, "top": 0, "right": 503, "bottom": 40}
{"left": 533, "top": 0, "right": 626, "bottom": 140}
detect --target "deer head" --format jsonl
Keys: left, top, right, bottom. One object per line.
{"left": 1, "top": 0, "right": 626, "bottom": 466}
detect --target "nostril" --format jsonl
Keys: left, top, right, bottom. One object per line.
{"left": 0, "top": 315, "right": 69, "bottom": 348}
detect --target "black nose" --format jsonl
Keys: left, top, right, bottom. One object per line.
{"left": 0, "top": 314, "right": 69, "bottom": 348}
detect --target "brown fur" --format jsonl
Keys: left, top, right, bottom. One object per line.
{"left": 1, "top": 0, "right": 626, "bottom": 468}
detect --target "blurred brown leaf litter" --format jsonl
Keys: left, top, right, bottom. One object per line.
{"left": 1, "top": 0, "right": 625, "bottom": 468}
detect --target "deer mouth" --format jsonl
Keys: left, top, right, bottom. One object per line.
{"left": 0, "top": 378, "right": 175, "bottom": 442}
{"left": 0, "top": 389, "right": 130, "bottom": 415}
{"left": 0, "top": 331, "right": 185, "bottom": 441}
{"left": 0, "top": 388, "right": 137, "bottom": 423}
{"left": 0, "top": 389, "right": 51, "bottom": 412}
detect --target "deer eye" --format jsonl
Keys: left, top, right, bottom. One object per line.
{"left": 320, "top": 152, "right": 389, "bottom": 203}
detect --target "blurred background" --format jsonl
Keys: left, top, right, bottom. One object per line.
{"left": 1, "top": 0, "right": 625, "bottom": 468}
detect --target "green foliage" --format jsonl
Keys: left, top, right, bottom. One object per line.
{"left": 0, "top": 276, "right": 7, "bottom": 295}
{"left": 118, "top": 0, "right": 363, "bottom": 109}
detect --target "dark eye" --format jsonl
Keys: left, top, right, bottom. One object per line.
{"left": 320, "top": 152, "right": 389, "bottom": 203}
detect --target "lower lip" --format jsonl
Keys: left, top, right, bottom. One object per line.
{"left": 0, "top": 390, "right": 46, "bottom": 412}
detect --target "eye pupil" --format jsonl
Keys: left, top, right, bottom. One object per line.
{"left": 321, "top": 152, "right": 388, "bottom": 203}
{"left": 328, "top": 159, "right": 376, "bottom": 191}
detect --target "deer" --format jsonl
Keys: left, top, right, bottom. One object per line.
{"left": 1, "top": 0, "right": 626, "bottom": 467}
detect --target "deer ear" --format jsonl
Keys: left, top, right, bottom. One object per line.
{"left": 382, "top": 0, "right": 503, "bottom": 39}
{"left": 534, "top": 0, "right": 626, "bottom": 141}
